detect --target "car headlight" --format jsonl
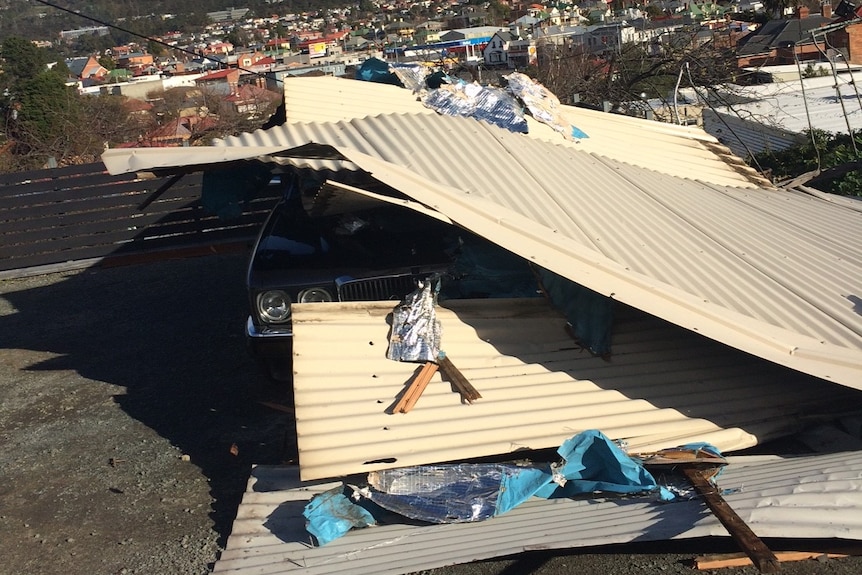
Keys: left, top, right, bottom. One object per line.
{"left": 298, "top": 287, "right": 334, "bottom": 303}
{"left": 258, "top": 290, "right": 291, "bottom": 323}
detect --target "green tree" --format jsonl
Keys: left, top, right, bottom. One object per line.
{"left": 531, "top": 27, "right": 738, "bottom": 114}
{"left": 487, "top": 0, "right": 511, "bottom": 25}
{"left": 99, "top": 55, "right": 117, "bottom": 70}
{"left": 1, "top": 37, "right": 88, "bottom": 169}
{"left": 0, "top": 37, "right": 49, "bottom": 83}
{"left": 753, "top": 129, "right": 862, "bottom": 196}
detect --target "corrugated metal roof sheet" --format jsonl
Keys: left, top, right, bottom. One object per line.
{"left": 103, "top": 111, "right": 862, "bottom": 389}
{"left": 222, "top": 113, "right": 862, "bottom": 388}
{"left": 290, "top": 298, "right": 861, "bottom": 481}
{"left": 212, "top": 450, "right": 862, "bottom": 575}
{"left": 270, "top": 75, "right": 769, "bottom": 188}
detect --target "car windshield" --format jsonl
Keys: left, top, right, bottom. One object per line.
{"left": 254, "top": 196, "right": 457, "bottom": 271}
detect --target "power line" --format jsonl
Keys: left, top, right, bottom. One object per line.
{"left": 793, "top": 46, "right": 822, "bottom": 172}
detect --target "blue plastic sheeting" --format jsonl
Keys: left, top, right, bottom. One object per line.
{"left": 303, "top": 430, "right": 695, "bottom": 545}
{"left": 354, "top": 57, "right": 403, "bottom": 86}
{"left": 303, "top": 485, "right": 376, "bottom": 546}
{"left": 533, "top": 431, "right": 664, "bottom": 499}
{"left": 538, "top": 269, "right": 614, "bottom": 357}
{"left": 440, "top": 235, "right": 542, "bottom": 300}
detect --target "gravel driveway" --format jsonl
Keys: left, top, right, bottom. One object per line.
{"left": 1, "top": 253, "right": 860, "bottom": 575}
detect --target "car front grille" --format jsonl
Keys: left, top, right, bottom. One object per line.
{"left": 337, "top": 275, "right": 420, "bottom": 302}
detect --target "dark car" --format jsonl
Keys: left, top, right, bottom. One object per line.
{"left": 245, "top": 175, "right": 540, "bottom": 383}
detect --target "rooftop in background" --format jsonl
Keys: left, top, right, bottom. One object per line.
{"left": 701, "top": 70, "right": 862, "bottom": 157}
{"left": 711, "top": 71, "right": 862, "bottom": 136}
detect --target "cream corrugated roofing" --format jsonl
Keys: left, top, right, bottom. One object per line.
{"left": 269, "top": 75, "right": 770, "bottom": 188}
{"left": 103, "top": 111, "right": 862, "bottom": 388}
{"left": 290, "top": 298, "right": 861, "bottom": 480}
{"left": 213, "top": 450, "right": 862, "bottom": 575}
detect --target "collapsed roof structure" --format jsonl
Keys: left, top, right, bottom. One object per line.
{"left": 103, "top": 74, "right": 862, "bottom": 391}
{"left": 102, "top": 70, "right": 862, "bottom": 574}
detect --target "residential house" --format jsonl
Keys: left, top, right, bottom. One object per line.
{"left": 195, "top": 68, "right": 241, "bottom": 96}
{"left": 385, "top": 20, "right": 416, "bottom": 40}
{"left": 735, "top": 4, "right": 836, "bottom": 67}
{"left": 824, "top": 1, "right": 862, "bottom": 64}
{"left": 121, "top": 96, "right": 154, "bottom": 118}
{"left": 224, "top": 84, "right": 281, "bottom": 117}
{"left": 290, "top": 30, "right": 324, "bottom": 51}
{"left": 116, "top": 52, "right": 155, "bottom": 75}
{"left": 446, "top": 7, "right": 491, "bottom": 29}
{"left": 266, "top": 37, "right": 293, "bottom": 54}
{"left": 241, "top": 53, "right": 277, "bottom": 70}
{"left": 65, "top": 55, "right": 108, "bottom": 82}
{"left": 483, "top": 30, "right": 517, "bottom": 67}
{"left": 507, "top": 37, "right": 539, "bottom": 68}
{"left": 509, "top": 14, "right": 541, "bottom": 37}
{"left": 584, "top": 22, "right": 633, "bottom": 54}
{"left": 185, "top": 57, "right": 223, "bottom": 73}
{"left": 414, "top": 21, "right": 444, "bottom": 44}
{"left": 345, "top": 34, "right": 374, "bottom": 51}
{"left": 203, "top": 42, "right": 234, "bottom": 56}
{"left": 140, "top": 115, "right": 218, "bottom": 147}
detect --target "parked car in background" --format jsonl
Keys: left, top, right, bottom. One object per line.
{"left": 245, "top": 175, "right": 540, "bottom": 383}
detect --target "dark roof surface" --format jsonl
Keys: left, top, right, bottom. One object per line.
{"left": 737, "top": 15, "right": 833, "bottom": 56}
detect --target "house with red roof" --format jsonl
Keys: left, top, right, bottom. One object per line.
{"left": 195, "top": 68, "right": 241, "bottom": 96}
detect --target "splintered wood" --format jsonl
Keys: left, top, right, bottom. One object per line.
{"left": 683, "top": 467, "right": 780, "bottom": 574}
{"left": 437, "top": 352, "right": 482, "bottom": 403}
{"left": 393, "top": 362, "right": 438, "bottom": 413}
{"left": 391, "top": 353, "right": 482, "bottom": 413}
{"left": 695, "top": 551, "right": 849, "bottom": 570}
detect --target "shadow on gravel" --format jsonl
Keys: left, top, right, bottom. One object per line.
{"left": 0, "top": 253, "right": 295, "bottom": 546}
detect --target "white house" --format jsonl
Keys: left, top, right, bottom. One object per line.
{"left": 483, "top": 30, "right": 517, "bottom": 67}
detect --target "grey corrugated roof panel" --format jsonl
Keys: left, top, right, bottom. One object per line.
{"left": 104, "top": 112, "right": 862, "bottom": 387}
{"left": 700, "top": 109, "right": 804, "bottom": 158}
{"left": 289, "top": 298, "right": 861, "bottom": 481}
{"left": 211, "top": 450, "right": 862, "bottom": 575}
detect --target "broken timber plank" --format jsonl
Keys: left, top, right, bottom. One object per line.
{"left": 695, "top": 551, "right": 848, "bottom": 570}
{"left": 683, "top": 467, "right": 781, "bottom": 574}
{"left": 393, "top": 362, "right": 438, "bottom": 413}
{"left": 437, "top": 351, "right": 481, "bottom": 403}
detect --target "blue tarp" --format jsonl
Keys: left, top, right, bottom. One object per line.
{"left": 304, "top": 485, "right": 376, "bottom": 546}
{"left": 303, "top": 430, "right": 692, "bottom": 545}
